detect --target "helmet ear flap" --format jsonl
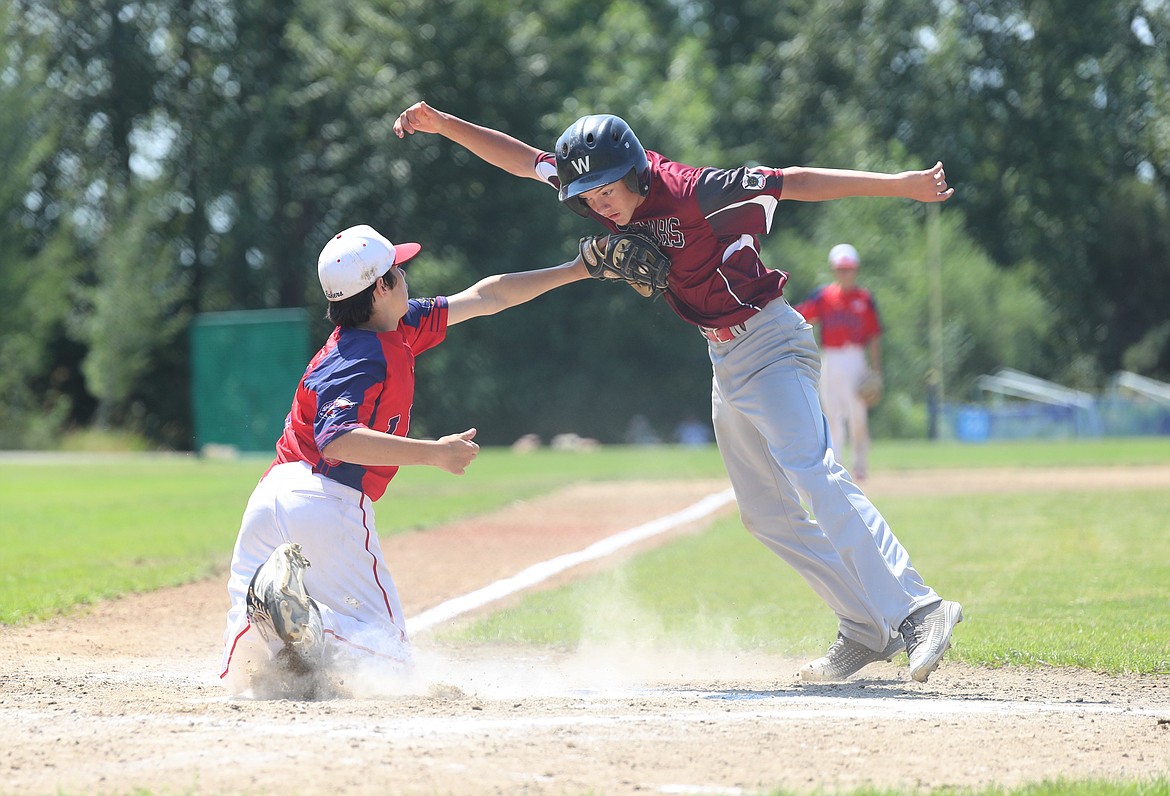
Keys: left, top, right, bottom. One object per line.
{"left": 563, "top": 195, "right": 592, "bottom": 218}
{"left": 623, "top": 168, "right": 649, "bottom": 197}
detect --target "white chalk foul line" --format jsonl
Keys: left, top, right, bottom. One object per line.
{"left": 21, "top": 693, "right": 1164, "bottom": 737}
{"left": 405, "top": 488, "right": 736, "bottom": 636}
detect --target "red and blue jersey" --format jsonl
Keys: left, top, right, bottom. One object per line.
{"left": 535, "top": 150, "right": 789, "bottom": 328}
{"left": 794, "top": 284, "right": 882, "bottom": 348}
{"left": 271, "top": 297, "right": 448, "bottom": 500}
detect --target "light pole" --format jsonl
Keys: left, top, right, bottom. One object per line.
{"left": 927, "top": 203, "right": 944, "bottom": 439}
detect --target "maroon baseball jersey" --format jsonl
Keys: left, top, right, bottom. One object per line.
{"left": 535, "top": 150, "right": 788, "bottom": 328}
{"left": 794, "top": 284, "right": 882, "bottom": 348}
{"left": 270, "top": 297, "right": 448, "bottom": 500}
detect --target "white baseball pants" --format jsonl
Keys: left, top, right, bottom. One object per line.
{"left": 219, "top": 461, "right": 412, "bottom": 690}
{"left": 820, "top": 343, "right": 871, "bottom": 478}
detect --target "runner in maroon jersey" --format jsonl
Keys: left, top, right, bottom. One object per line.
{"left": 394, "top": 102, "right": 962, "bottom": 684}
{"left": 220, "top": 223, "right": 588, "bottom": 697}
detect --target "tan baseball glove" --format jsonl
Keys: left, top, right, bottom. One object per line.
{"left": 858, "top": 372, "right": 883, "bottom": 407}
{"left": 579, "top": 232, "right": 671, "bottom": 298}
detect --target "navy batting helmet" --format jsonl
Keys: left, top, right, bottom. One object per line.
{"left": 555, "top": 114, "right": 651, "bottom": 217}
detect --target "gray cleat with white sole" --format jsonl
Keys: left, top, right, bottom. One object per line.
{"left": 799, "top": 632, "right": 905, "bottom": 682}
{"left": 900, "top": 599, "right": 964, "bottom": 683}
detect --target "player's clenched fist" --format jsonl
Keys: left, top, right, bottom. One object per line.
{"left": 434, "top": 428, "right": 479, "bottom": 475}
{"left": 900, "top": 161, "right": 953, "bottom": 202}
{"left": 394, "top": 101, "right": 448, "bottom": 138}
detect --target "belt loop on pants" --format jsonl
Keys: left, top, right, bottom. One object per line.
{"left": 699, "top": 322, "right": 748, "bottom": 343}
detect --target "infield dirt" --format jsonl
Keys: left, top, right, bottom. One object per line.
{"left": 3, "top": 468, "right": 1170, "bottom": 795}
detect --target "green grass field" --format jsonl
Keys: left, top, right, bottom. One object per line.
{"left": 868, "top": 435, "right": 1170, "bottom": 469}
{"left": 0, "top": 445, "right": 726, "bottom": 623}
{"left": 3, "top": 439, "right": 1169, "bottom": 677}
{"left": 455, "top": 486, "right": 1170, "bottom": 674}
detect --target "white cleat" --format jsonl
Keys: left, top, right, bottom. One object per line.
{"left": 799, "top": 633, "right": 905, "bottom": 682}
{"left": 900, "top": 599, "right": 964, "bottom": 683}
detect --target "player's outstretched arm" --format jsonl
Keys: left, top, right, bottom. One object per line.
{"left": 781, "top": 162, "right": 953, "bottom": 203}
{"left": 446, "top": 255, "right": 591, "bottom": 326}
{"left": 322, "top": 427, "right": 480, "bottom": 475}
{"left": 393, "top": 100, "right": 545, "bottom": 181}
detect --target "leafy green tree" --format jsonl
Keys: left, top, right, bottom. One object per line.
{"left": 0, "top": 3, "right": 87, "bottom": 447}
{"left": 1086, "top": 178, "right": 1170, "bottom": 378}
{"left": 6, "top": 0, "right": 1167, "bottom": 449}
{"left": 777, "top": 164, "right": 1053, "bottom": 438}
{"left": 287, "top": 0, "right": 717, "bottom": 444}
{"left": 73, "top": 193, "right": 189, "bottom": 430}
{"left": 9, "top": 0, "right": 176, "bottom": 441}
{"left": 892, "top": 0, "right": 1170, "bottom": 378}
{"left": 690, "top": 0, "right": 1170, "bottom": 385}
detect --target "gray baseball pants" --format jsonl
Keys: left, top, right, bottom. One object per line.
{"left": 708, "top": 299, "right": 939, "bottom": 651}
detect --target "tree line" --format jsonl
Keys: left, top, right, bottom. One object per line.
{"left": 1, "top": 0, "right": 1167, "bottom": 449}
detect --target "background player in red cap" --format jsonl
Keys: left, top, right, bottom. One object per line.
{"left": 795, "top": 243, "right": 883, "bottom": 480}
{"left": 393, "top": 101, "right": 962, "bottom": 684}
{"left": 219, "top": 224, "right": 588, "bottom": 697}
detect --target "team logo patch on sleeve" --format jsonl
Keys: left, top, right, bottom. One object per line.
{"left": 742, "top": 170, "right": 766, "bottom": 191}
{"left": 319, "top": 397, "right": 357, "bottom": 420}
